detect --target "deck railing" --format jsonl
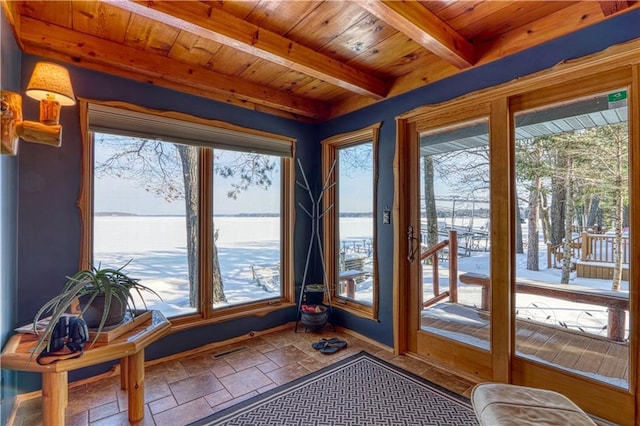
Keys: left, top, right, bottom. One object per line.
{"left": 459, "top": 272, "right": 628, "bottom": 342}
{"left": 547, "top": 232, "right": 630, "bottom": 269}
{"left": 422, "top": 230, "right": 458, "bottom": 308}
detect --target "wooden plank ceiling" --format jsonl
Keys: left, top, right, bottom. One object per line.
{"left": 3, "top": 0, "right": 639, "bottom": 122}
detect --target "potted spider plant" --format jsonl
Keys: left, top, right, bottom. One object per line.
{"left": 32, "top": 260, "right": 160, "bottom": 354}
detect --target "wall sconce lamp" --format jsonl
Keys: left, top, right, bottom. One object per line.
{"left": 1, "top": 62, "right": 76, "bottom": 155}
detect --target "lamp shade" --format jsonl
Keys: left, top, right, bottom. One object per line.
{"left": 25, "top": 62, "right": 76, "bottom": 106}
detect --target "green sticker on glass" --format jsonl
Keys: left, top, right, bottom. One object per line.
{"left": 608, "top": 90, "right": 627, "bottom": 109}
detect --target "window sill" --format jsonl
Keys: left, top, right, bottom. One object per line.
{"left": 168, "top": 302, "right": 296, "bottom": 334}
{"left": 333, "top": 299, "right": 377, "bottom": 321}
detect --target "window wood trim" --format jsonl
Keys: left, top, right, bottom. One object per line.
{"left": 398, "top": 39, "right": 639, "bottom": 121}
{"left": 322, "top": 122, "right": 381, "bottom": 319}
{"left": 78, "top": 100, "right": 93, "bottom": 270}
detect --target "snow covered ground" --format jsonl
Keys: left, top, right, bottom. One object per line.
{"left": 94, "top": 216, "right": 282, "bottom": 317}
{"left": 95, "top": 216, "right": 628, "bottom": 335}
{"left": 95, "top": 216, "right": 629, "bottom": 386}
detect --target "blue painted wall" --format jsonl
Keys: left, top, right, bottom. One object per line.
{"left": 8, "top": 8, "right": 640, "bottom": 394}
{"left": 1, "top": 6, "right": 22, "bottom": 423}
{"left": 14, "top": 57, "right": 319, "bottom": 391}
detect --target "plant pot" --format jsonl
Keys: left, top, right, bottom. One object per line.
{"left": 300, "top": 305, "right": 328, "bottom": 331}
{"left": 79, "top": 295, "right": 126, "bottom": 328}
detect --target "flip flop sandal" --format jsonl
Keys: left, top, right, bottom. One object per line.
{"left": 318, "top": 344, "right": 339, "bottom": 354}
{"left": 311, "top": 337, "right": 341, "bottom": 350}
{"left": 331, "top": 340, "right": 347, "bottom": 349}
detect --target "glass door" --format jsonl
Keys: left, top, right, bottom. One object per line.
{"left": 513, "top": 90, "right": 630, "bottom": 388}
{"left": 418, "top": 119, "right": 492, "bottom": 350}
{"left": 397, "top": 57, "right": 637, "bottom": 425}
{"left": 404, "top": 104, "right": 494, "bottom": 377}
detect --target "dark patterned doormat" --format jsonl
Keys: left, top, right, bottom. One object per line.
{"left": 189, "top": 351, "right": 478, "bottom": 425}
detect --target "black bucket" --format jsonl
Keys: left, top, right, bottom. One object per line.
{"left": 300, "top": 305, "right": 328, "bottom": 330}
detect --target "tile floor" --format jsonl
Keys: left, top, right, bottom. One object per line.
{"left": 10, "top": 327, "right": 477, "bottom": 425}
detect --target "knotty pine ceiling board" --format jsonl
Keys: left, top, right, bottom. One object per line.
{"left": 295, "top": 78, "right": 348, "bottom": 102}
{"left": 474, "top": 1, "right": 607, "bottom": 64}
{"left": 286, "top": 1, "right": 370, "bottom": 51}
{"left": 168, "top": 32, "right": 221, "bottom": 68}
{"left": 267, "top": 69, "right": 317, "bottom": 94}
{"left": 418, "top": 0, "right": 453, "bottom": 15}
{"left": 237, "top": 58, "right": 289, "bottom": 87}
{"left": 441, "top": 1, "right": 525, "bottom": 35}
{"left": 384, "top": 48, "right": 438, "bottom": 78}
{"left": 71, "top": 1, "right": 129, "bottom": 44}
{"left": 316, "top": 12, "right": 396, "bottom": 64}
{"left": 123, "top": 14, "right": 179, "bottom": 56}
{"left": 245, "top": 0, "right": 321, "bottom": 36}
{"left": 461, "top": 2, "right": 580, "bottom": 44}
{"left": 212, "top": 45, "right": 262, "bottom": 77}
{"left": 18, "top": 1, "right": 71, "bottom": 28}
{"left": 144, "top": 24, "right": 180, "bottom": 56}
{"left": 206, "top": 0, "right": 258, "bottom": 20}
{"left": 345, "top": 32, "right": 427, "bottom": 78}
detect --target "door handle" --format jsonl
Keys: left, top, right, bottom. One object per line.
{"left": 407, "top": 225, "right": 418, "bottom": 263}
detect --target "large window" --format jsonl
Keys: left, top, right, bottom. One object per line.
{"left": 80, "top": 102, "right": 295, "bottom": 323}
{"left": 93, "top": 137, "right": 199, "bottom": 318}
{"left": 322, "top": 123, "right": 380, "bottom": 318}
{"left": 211, "top": 149, "right": 283, "bottom": 309}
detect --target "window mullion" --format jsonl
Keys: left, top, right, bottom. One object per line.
{"left": 200, "top": 148, "right": 214, "bottom": 318}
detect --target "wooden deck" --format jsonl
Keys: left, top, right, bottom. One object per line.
{"left": 421, "top": 303, "right": 628, "bottom": 386}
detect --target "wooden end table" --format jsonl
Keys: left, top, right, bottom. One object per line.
{"left": 1, "top": 310, "right": 170, "bottom": 425}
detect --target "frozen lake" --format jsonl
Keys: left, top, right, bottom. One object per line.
{"left": 94, "top": 216, "right": 629, "bottom": 342}
{"left": 94, "top": 216, "right": 375, "bottom": 317}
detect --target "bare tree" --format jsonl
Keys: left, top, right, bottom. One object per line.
{"left": 550, "top": 153, "right": 567, "bottom": 246}
{"left": 561, "top": 155, "right": 574, "bottom": 284}
{"left": 527, "top": 179, "right": 542, "bottom": 270}
{"left": 434, "top": 147, "right": 490, "bottom": 195}
{"left": 588, "top": 124, "right": 628, "bottom": 291}
{"left": 422, "top": 155, "right": 439, "bottom": 249}
{"left": 515, "top": 137, "right": 551, "bottom": 270}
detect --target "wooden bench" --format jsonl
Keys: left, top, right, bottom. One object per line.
{"left": 339, "top": 270, "right": 368, "bottom": 298}
{"left": 459, "top": 272, "right": 629, "bottom": 341}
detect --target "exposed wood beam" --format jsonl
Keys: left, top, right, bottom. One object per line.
{"left": 103, "top": 0, "right": 389, "bottom": 99}
{"left": 333, "top": 1, "right": 640, "bottom": 119}
{"left": 357, "top": 0, "right": 476, "bottom": 69}
{"left": 18, "top": 16, "right": 328, "bottom": 120}
{"left": 24, "top": 42, "right": 314, "bottom": 123}
{"left": 598, "top": 1, "right": 636, "bottom": 16}
{"left": 475, "top": 1, "right": 637, "bottom": 65}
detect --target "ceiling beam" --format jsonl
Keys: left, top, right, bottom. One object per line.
{"left": 357, "top": 0, "right": 476, "bottom": 69}
{"left": 476, "top": 1, "right": 618, "bottom": 65}
{"left": 598, "top": 1, "right": 636, "bottom": 16}
{"left": 104, "top": 0, "right": 389, "bottom": 99}
{"left": 18, "top": 16, "right": 329, "bottom": 119}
